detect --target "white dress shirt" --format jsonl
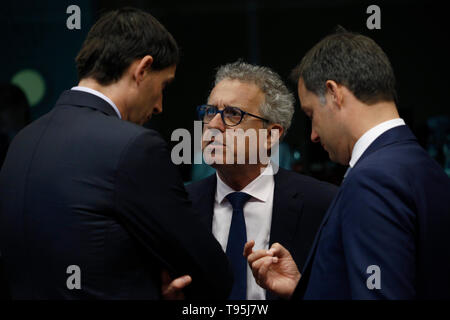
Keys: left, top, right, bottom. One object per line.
{"left": 71, "top": 86, "right": 122, "bottom": 119}
{"left": 349, "top": 118, "right": 406, "bottom": 168}
{"left": 213, "top": 162, "right": 275, "bottom": 300}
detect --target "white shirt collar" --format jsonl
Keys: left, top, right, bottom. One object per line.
{"left": 216, "top": 162, "right": 275, "bottom": 204}
{"left": 71, "top": 86, "right": 122, "bottom": 119}
{"left": 349, "top": 118, "right": 405, "bottom": 167}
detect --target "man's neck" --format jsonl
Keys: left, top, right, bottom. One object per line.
{"left": 77, "top": 78, "right": 128, "bottom": 120}
{"left": 347, "top": 101, "right": 400, "bottom": 156}
{"left": 216, "top": 163, "right": 268, "bottom": 191}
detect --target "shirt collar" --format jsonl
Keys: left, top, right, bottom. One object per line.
{"left": 71, "top": 86, "right": 122, "bottom": 119}
{"left": 349, "top": 118, "right": 405, "bottom": 167}
{"left": 216, "top": 162, "right": 275, "bottom": 204}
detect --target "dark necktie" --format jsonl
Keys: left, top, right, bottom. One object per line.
{"left": 225, "top": 192, "right": 251, "bottom": 300}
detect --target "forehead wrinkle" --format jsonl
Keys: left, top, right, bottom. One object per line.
{"left": 208, "top": 92, "right": 249, "bottom": 110}
{"left": 208, "top": 79, "right": 265, "bottom": 115}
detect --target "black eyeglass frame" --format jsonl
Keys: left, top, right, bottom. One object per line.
{"left": 197, "top": 104, "right": 270, "bottom": 127}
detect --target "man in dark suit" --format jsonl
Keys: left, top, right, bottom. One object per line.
{"left": 185, "top": 62, "right": 337, "bottom": 300}
{"left": 245, "top": 28, "right": 450, "bottom": 299}
{"left": 0, "top": 7, "right": 232, "bottom": 299}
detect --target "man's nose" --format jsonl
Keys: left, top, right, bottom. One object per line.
{"left": 311, "top": 128, "right": 320, "bottom": 143}
{"left": 207, "top": 113, "right": 226, "bottom": 131}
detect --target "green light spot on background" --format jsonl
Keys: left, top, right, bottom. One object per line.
{"left": 11, "top": 69, "right": 46, "bottom": 107}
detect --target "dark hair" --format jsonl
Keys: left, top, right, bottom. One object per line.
{"left": 75, "top": 7, "right": 179, "bottom": 85}
{"left": 291, "top": 26, "right": 397, "bottom": 105}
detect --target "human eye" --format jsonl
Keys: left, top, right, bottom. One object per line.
{"left": 227, "top": 107, "right": 241, "bottom": 117}
{"left": 206, "top": 105, "right": 218, "bottom": 115}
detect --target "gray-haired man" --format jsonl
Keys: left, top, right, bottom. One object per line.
{"left": 185, "top": 61, "right": 337, "bottom": 300}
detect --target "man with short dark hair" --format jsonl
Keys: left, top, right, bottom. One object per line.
{"left": 0, "top": 7, "right": 232, "bottom": 299}
{"left": 245, "top": 28, "right": 450, "bottom": 299}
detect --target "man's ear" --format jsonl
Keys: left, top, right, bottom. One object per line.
{"left": 265, "top": 123, "right": 283, "bottom": 152}
{"left": 325, "top": 80, "right": 343, "bottom": 109}
{"left": 133, "top": 55, "right": 154, "bottom": 85}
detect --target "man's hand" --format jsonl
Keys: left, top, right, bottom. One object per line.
{"left": 244, "top": 240, "right": 301, "bottom": 299}
{"left": 161, "top": 270, "right": 192, "bottom": 300}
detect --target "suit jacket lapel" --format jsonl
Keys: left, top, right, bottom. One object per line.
{"left": 291, "top": 194, "right": 339, "bottom": 299}
{"left": 191, "top": 174, "right": 216, "bottom": 229}
{"left": 269, "top": 168, "right": 304, "bottom": 249}
{"left": 267, "top": 168, "right": 304, "bottom": 300}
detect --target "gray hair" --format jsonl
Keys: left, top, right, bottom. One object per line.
{"left": 214, "top": 61, "right": 295, "bottom": 139}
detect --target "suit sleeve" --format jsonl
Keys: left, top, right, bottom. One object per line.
{"left": 114, "top": 130, "right": 233, "bottom": 299}
{"left": 339, "top": 166, "right": 416, "bottom": 299}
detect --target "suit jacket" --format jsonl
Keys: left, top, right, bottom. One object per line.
{"left": 186, "top": 167, "right": 338, "bottom": 300}
{"left": 294, "top": 125, "right": 450, "bottom": 299}
{"left": 0, "top": 90, "right": 233, "bottom": 299}
{"left": 0, "top": 256, "right": 9, "bottom": 300}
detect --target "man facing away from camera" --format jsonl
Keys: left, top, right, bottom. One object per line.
{"left": 178, "top": 61, "right": 337, "bottom": 300}
{"left": 245, "top": 28, "right": 450, "bottom": 299}
{"left": 0, "top": 7, "right": 232, "bottom": 299}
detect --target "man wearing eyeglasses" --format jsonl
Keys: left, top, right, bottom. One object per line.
{"left": 183, "top": 61, "right": 338, "bottom": 300}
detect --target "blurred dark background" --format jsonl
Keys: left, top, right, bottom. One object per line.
{"left": 1, "top": 0, "right": 449, "bottom": 187}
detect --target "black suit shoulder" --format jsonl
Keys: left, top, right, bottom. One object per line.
{"left": 186, "top": 174, "right": 216, "bottom": 196}
{"left": 185, "top": 168, "right": 338, "bottom": 207}
{"left": 57, "top": 102, "right": 165, "bottom": 150}
{"left": 275, "top": 167, "right": 338, "bottom": 208}
{"left": 276, "top": 167, "right": 337, "bottom": 189}
{"left": 0, "top": 96, "right": 233, "bottom": 299}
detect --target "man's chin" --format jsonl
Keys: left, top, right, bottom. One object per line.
{"left": 142, "top": 115, "right": 152, "bottom": 124}
{"left": 326, "top": 150, "right": 337, "bottom": 163}
{"left": 135, "top": 117, "right": 149, "bottom": 125}
{"left": 203, "top": 154, "right": 236, "bottom": 167}
{"left": 328, "top": 152, "right": 348, "bottom": 166}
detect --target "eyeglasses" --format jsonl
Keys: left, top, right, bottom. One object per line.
{"left": 197, "top": 104, "right": 270, "bottom": 127}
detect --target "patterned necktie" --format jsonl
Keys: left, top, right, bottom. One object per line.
{"left": 225, "top": 192, "right": 252, "bottom": 300}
